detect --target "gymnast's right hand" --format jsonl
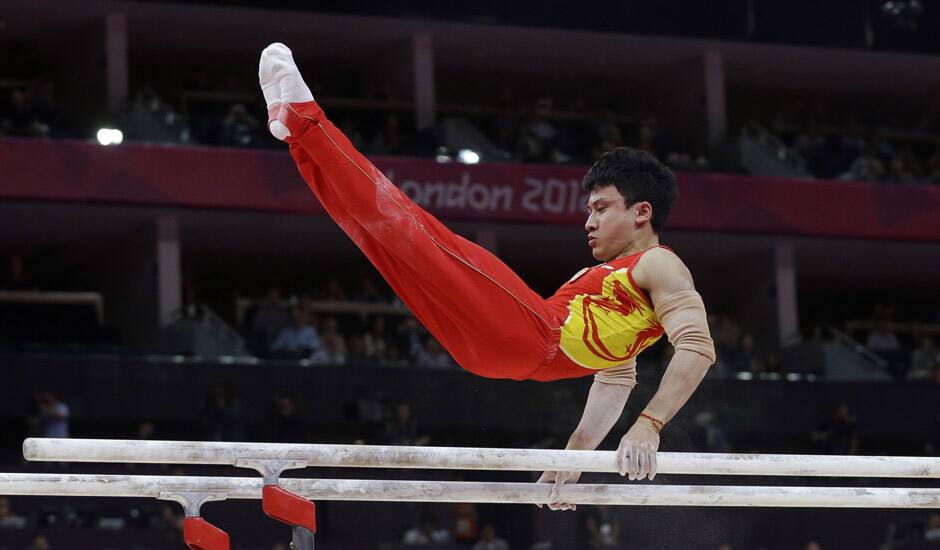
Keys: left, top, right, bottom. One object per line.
{"left": 535, "top": 470, "right": 582, "bottom": 511}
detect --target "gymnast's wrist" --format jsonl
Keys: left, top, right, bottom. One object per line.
{"left": 638, "top": 412, "right": 666, "bottom": 433}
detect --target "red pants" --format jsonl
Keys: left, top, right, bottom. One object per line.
{"left": 282, "top": 102, "right": 591, "bottom": 382}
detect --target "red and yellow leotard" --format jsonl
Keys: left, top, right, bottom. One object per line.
{"left": 535, "top": 249, "right": 665, "bottom": 382}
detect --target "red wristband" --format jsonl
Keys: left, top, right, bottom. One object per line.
{"left": 639, "top": 412, "right": 665, "bottom": 433}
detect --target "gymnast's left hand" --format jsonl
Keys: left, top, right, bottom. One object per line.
{"left": 535, "top": 470, "right": 582, "bottom": 511}
{"left": 617, "top": 421, "right": 660, "bottom": 480}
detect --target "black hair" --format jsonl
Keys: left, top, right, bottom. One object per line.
{"left": 582, "top": 147, "right": 678, "bottom": 234}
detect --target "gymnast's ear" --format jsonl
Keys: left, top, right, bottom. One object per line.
{"left": 633, "top": 201, "right": 653, "bottom": 226}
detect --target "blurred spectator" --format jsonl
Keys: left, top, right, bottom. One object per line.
{"left": 397, "top": 317, "right": 428, "bottom": 358}
{"left": 768, "top": 100, "right": 940, "bottom": 185}
{"left": 727, "top": 333, "right": 764, "bottom": 373}
{"left": 516, "top": 96, "right": 570, "bottom": 163}
{"left": 472, "top": 525, "right": 510, "bottom": 550}
{"left": 665, "top": 151, "right": 709, "bottom": 172}
{"left": 29, "top": 391, "right": 69, "bottom": 439}
{"left": 592, "top": 123, "right": 626, "bottom": 160}
{"left": 590, "top": 110, "right": 625, "bottom": 160}
{"left": 402, "top": 517, "right": 451, "bottom": 545}
{"left": 840, "top": 144, "right": 885, "bottom": 182}
{"left": 363, "top": 316, "right": 389, "bottom": 361}
{"left": 347, "top": 334, "right": 369, "bottom": 365}
{"left": 813, "top": 403, "right": 859, "bottom": 455}
{"left": 0, "top": 496, "right": 27, "bottom": 529}
{"left": 384, "top": 403, "right": 430, "bottom": 446}
{"left": 219, "top": 103, "right": 261, "bottom": 147}
{"left": 866, "top": 320, "right": 906, "bottom": 378}
{"left": 249, "top": 288, "right": 290, "bottom": 356}
{"left": 416, "top": 337, "right": 455, "bottom": 369}
{"left": 634, "top": 123, "right": 658, "bottom": 157}
{"left": 585, "top": 505, "right": 621, "bottom": 548}
{"left": 203, "top": 385, "right": 246, "bottom": 441}
{"left": 310, "top": 325, "right": 347, "bottom": 365}
{"left": 890, "top": 148, "right": 924, "bottom": 183}
{"left": 25, "top": 534, "right": 51, "bottom": 550}
{"left": 804, "top": 543, "right": 823, "bottom": 550}
{"left": 2, "top": 88, "right": 52, "bottom": 137}
{"left": 270, "top": 308, "right": 321, "bottom": 359}
{"left": 926, "top": 512, "right": 940, "bottom": 540}
{"left": 909, "top": 336, "right": 940, "bottom": 381}
{"left": 318, "top": 316, "right": 347, "bottom": 355}
{"left": 353, "top": 391, "right": 389, "bottom": 429}
{"left": 401, "top": 521, "right": 430, "bottom": 545}
{"left": 384, "top": 342, "right": 409, "bottom": 367}
{"left": 124, "top": 86, "right": 190, "bottom": 143}
{"left": 272, "top": 394, "right": 303, "bottom": 442}
{"left": 454, "top": 501, "right": 479, "bottom": 543}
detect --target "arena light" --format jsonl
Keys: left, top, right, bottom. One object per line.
{"left": 96, "top": 128, "right": 124, "bottom": 146}
{"left": 434, "top": 146, "right": 453, "bottom": 163}
{"left": 457, "top": 149, "right": 481, "bottom": 164}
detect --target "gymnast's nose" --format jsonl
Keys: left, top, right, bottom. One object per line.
{"left": 585, "top": 212, "right": 598, "bottom": 232}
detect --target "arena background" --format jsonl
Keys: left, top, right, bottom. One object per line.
{"left": 1, "top": 0, "right": 939, "bottom": 548}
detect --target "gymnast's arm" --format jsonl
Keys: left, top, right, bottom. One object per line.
{"left": 536, "top": 378, "right": 631, "bottom": 511}
{"left": 567, "top": 379, "right": 633, "bottom": 451}
{"left": 619, "top": 248, "right": 716, "bottom": 480}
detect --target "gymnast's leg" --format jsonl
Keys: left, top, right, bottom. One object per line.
{"left": 260, "top": 43, "right": 560, "bottom": 380}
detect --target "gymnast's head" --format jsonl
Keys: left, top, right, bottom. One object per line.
{"left": 582, "top": 147, "right": 677, "bottom": 261}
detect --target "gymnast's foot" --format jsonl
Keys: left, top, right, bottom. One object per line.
{"left": 259, "top": 42, "right": 314, "bottom": 141}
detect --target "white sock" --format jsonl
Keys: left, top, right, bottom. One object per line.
{"left": 259, "top": 43, "right": 314, "bottom": 140}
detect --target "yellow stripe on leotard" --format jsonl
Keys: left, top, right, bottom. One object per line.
{"left": 559, "top": 267, "right": 664, "bottom": 370}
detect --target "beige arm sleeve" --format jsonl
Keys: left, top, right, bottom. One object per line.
{"left": 593, "top": 358, "right": 637, "bottom": 387}
{"left": 655, "top": 289, "right": 717, "bottom": 364}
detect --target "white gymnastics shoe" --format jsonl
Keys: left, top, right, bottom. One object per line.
{"left": 259, "top": 43, "right": 314, "bottom": 140}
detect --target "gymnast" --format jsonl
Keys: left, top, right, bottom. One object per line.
{"left": 259, "top": 43, "right": 716, "bottom": 511}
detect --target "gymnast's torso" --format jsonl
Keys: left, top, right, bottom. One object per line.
{"left": 544, "top": 249, "right": 666, "bottom": 373}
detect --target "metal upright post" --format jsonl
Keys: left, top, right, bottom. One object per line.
{"left": 237, "top": 459, "right": 317, "bottom": 548}
{"left": 158, "top": 491, "right": 230, "bottom": 550}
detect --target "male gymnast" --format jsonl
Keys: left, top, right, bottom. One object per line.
{"left": 259, "top": 43, "right": 716, "bottom": 511}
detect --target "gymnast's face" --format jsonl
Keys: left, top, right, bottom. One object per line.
{"left": 584, "top": 184, "right": 650, "bottom": 261}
